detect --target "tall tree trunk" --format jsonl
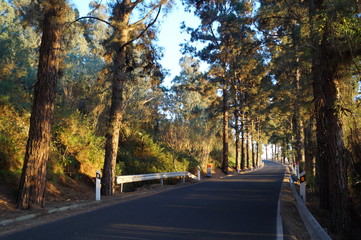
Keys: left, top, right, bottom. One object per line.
{"left": 234, "top": 108, "right": 240, "bottom": 171}
{"left": 246, "top": 128, "right": 250, "bottom": 168}
{"left": 310, "top": 1, "right": 350, "bottom": 236}
{"left": 265, "top": 144, "right": 268, "bottom": 160}
{"left": 304, "top": 118, "right": 316, "bottom": 181}
{"left": 251, "top": 137, "right": 255, "bottom": 168}
{"left": 256, "top": 121, "right": 261, "bottom": 166}
{"left": 312, "top": 50, "right": 350, "bottom": 236}
{"left": 293, "top": 58, "right": 305, "bottom": 169}
{"left": 241, "top": 113, "right": 245, "bottom": 170}
{"left": 18, "top": 2, "right": 64, "bottom": 209}
{"left": 102, "top": 2, "right": 131, "bottom": 196}
{"left": 256, "top": 142, "right": 259, "bottom": 166}
{"left": 251, "top": 120, "right": 255, "bottom": 168}
{"left": 222, "top": 81, "right": 229, "bottom": 174}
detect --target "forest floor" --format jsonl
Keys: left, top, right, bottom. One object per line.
{"left": 1, "top": 165, "right": 359, "bottom": 239}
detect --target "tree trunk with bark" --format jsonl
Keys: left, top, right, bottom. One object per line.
{"left": 234, "top": 108, "right": 240, "bottom": 171}
{"left": 18, "top": 2, "right": 64, "bottom": 209}
{"left": 101, "top": 0, "right": 165, "bottom": 195}
{"left": 293, "top": 59, "right": 305, "bottom": 168}
{"left": 251, "top": 120, "right": 255, "bottom": 168}
{"left": 222, "top": 81, "right": 229, "bottom": 174}
{"left": 241, "top": 113, "right": 245, "bottom": 170}
{"left": 312, "top": 47, "right": 350, "bottom": 236}
{"left": 310, "top": 1, "right": 351, "bottom": 236}
{"left": 304, "top": 119, "right": 316, "bottom": 180}
{"left": 245, "top": 128, "right": 250, "bottom": 168}
{"left": 102, "top": 1, "right": 131, "bottom": 196}
{"left": 256, "top": 119, "right": 260, "bottom": 167}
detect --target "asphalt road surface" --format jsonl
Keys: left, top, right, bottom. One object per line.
{"left": 1, "top": 161, "right": 286, "bottom": 240}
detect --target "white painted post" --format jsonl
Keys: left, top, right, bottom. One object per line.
{"left": 197, "top": 166, "right": 201, "bottom": 180}
{"left": 300, "top": 171, "right": 306, "bottom": 203}
{"left": 120, "top": 183, "right": 124, "bottom": 193}
{"left": 296, "top": 161, "right": 300, "bottom": 178}
{"left": 95, "top": 170, "right": 101, "bottom": 201}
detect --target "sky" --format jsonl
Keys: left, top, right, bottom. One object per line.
{"left": 70, "top": 0, "right": 202, "bottom": 87}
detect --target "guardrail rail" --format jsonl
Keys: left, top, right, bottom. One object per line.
{"left": 116, "top": 171, "right": 199, "bottom": 192}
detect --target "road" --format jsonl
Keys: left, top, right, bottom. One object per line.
{"left": 0, "top": 161, "right": 286, "bottom": 240}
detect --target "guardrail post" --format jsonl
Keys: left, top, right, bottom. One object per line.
{"left": 95, "top": 170, "right": 101, "bottom": 201}
{"left": 160, "top": 178, "right": 164, "bottom": 186}
{"left": 120, "top": 183, "right": 124, "bottom": 193}
{"left": 197, "top": 166, "right": 201, "bottom": 180}
{"left": 300, "top": 171, "right": 306, "bottom": 203}
{"left": 181, "top": 176, "right": 185, "bottom": 184}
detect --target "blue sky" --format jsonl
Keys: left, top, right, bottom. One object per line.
{"left": 70, "top": 0, "right": 202, "bottom": 87}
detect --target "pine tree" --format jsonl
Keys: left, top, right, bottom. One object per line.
{"left": 17, "top": 0, "right": 71, "bottom": 209}
{"left": 308, "top": 0, "right": 361, "bottom": 236}
{"left": 183, "top": 0, "right": 257, "bottom": 173}
{"left": 101, "top": 0, "right": 169, "bottom": 196}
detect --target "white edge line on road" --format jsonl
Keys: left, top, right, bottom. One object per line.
{"left": 276, "top": 198, "right": 284, "bottom": 240}
{"left": 276, "top": 165, "right": 285, "bottom": 240}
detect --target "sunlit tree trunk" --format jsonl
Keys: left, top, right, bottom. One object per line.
{"left": 101, "top": 0, "right": 165, "bottom": 195}
{"left": 102, "top": 1, "right": 131, "bottom": 196}
{"left": 241, "top": 112, "right": 245, "bottom": 170}
{"left": 251, "top": 120, "right": 255, "bottom": 168}
{"left": 256, "top": 120, "right": 261, "bottom": 166}
{"left": 293, "top": 58, "right": 305, "bottom": 169}
{"left": 18, "top": 1, "right": 65, "bottom": 209}
{"left": 246, "top": 128, "right": 250, "bottom": 168}
{"left": 222, "top": 81, "right": 229, "bottom": 174}
{"left": 234, "top": 107, "right": 240, "bottom": 171}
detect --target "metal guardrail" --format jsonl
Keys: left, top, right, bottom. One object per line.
{"left": 289, "top": 176, "right": 331, "bottom": 240}
{"left": 116, "top": 171, "right": 200, "bottom": 192}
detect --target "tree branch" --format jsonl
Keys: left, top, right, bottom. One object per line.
{"left": 69, "top": 1, "right": 165, "bottom": 51}
{"left": 130, "top": 0, "right": 145, "bottom": 11}
{"left": 130, "top": 6, "right": 158, "bottom": 28}
{"left": 130, "top": 0, "right": 167, "bottom": 28}
{"left": 70, "top": 16, "right": 117, "bottom": 29}
{"left": 120, "top": 5, "right": 162, "bottom": 49}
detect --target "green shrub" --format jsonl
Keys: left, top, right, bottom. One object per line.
{"left": 53, "top": 110, "right": 105, "bottom": 178}
{"left": 0, "top": 98, "right": 29, "bottom": 178}
{"left": 117, "top": 128, "right": 199, "bottom": 175}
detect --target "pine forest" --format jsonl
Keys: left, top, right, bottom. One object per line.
{"left": 0, "top": 0, "right": 361, "bottom": 238}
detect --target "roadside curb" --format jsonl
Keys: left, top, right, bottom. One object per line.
{"left": 289, "top": 177, "right": 332, "bottom": 240}
{"left": 0, "top": 213, "right": 41, "bottom": 226}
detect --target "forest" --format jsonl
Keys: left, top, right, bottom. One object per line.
{"left": 0, "top": 0, "right": 360, "bottom": 238}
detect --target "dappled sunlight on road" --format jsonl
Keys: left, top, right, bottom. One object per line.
{"left": 165, "top": 204, "right": 242, "bottom": 210}
{"left": 217, "top": 178, "right": 279, "bottom": 183}
{"left": 182, "top": 192, "right": 269, "bottom": 202}
{"left": 75, "top": 223, "right": 286, "bottom": 240}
